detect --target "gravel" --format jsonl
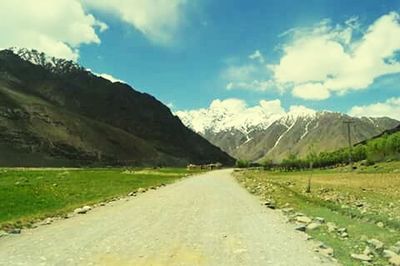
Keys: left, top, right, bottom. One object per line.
{"left": 0, "top": 169, "right": 336, "bottom": 265}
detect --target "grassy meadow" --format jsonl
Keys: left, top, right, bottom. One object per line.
{"left": 0, "top": 167, "right": 200, "bottom": 230}
{"left": 235, "top": 162, "right": 400, "bottom": 266}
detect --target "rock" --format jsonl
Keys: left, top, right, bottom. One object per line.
{"left": 8, "top": 228, "right": 21, "bottom": 234}
{"left": 282, "top": 207, "right": 294, "bottom": 213}
{"left": 327, "top": 222, "right": 338, "bottom": 233}
{"left": 390, "top": 245, "right": 400, "bottom": 255}
{"left": 307, "top": 223, "right": 321, "bottom": 231}
{"left": 0, "top": 230, "right": 8, "bottom": 238}
{"left": 263, "top": 200, "right": 276, "bottom": 209}
{"left": 137, "top": 188, "right": 146, "bottom": 193}
{"left": 384, "top": 250, "right": 399, "bottom": 258}
{"left": 99, "top": 202, "right": 106, "bottom": 206}
{"left": 390, "top": 255, "right": 400, "bottom": 266}
{"left": 314, "top": 217, "right": 325, "bottom": 224}
{"left": 351, "top": 253, "right": 372, "bottom": 262}
{"left": 367, "top": 239, "right": 384, "bottom": 250}
{"left": 296, "top": 216, "right": 312, "bottom": 224}
{"left": 377, "top": 221, "right": 384, "bottom": 228}
{"left": 363, "top": 246, "right": 372, "bottom": 256}
{"left": 337, "top": 227, "right": 347, "bottom": 233}
{"left": 341, "top": 232, "right": 349, "bottom": 238}
{"left": 295, "top": 224, "right": 307, "bottom": 232}
{"left": 74, "top": 205, "right": 92, "bottom": 214}
{"left": 128, "top": 192, "right": 135, "bottom": 197}
{"left": 42, "top": 218, "right": 53, "bottom": 225}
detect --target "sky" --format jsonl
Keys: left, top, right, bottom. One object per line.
{"left": 1, "top": 0, "right": 400, "bottom": 119}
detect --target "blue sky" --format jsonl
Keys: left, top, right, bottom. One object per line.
{"left": 1, "top": 0, "right": 399, "bottom": 119}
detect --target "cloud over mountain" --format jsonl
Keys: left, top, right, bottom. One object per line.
{"left": 222, "top": 12, "right": 400, "bottom": 101}
{"left": 84, "top": 0, "right": 189, "bottom": 44}
{"left": 0, "top": 0, "right": 107, "bottom": 60}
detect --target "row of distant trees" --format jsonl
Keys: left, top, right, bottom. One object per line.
{"left": 236, "top": 131, "right": 400, "bottom": 170}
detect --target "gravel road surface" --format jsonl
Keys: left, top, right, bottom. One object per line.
{"left": 0, "top": 169, "right": 336, "bottom": 266}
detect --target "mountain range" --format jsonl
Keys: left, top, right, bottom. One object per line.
{"left": 177, "top": 105, "right": 399, "bottom": 162}
{"left": 0, "top": 48, "right": 234, "bottom": 167}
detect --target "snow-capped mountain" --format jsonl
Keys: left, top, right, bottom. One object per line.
{"left": 177, "top": 103, "right": 399, "bottom": 162}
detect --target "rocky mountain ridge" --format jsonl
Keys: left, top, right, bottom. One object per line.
{"left": 0, "top": 48, "right": 234, "bottom": 166}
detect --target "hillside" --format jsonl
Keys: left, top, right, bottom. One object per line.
{"left": 177, "top": 107, "right": 399, "bottom": 163}
{"left": 0, "top": 48, "right": 234, "bottom": 167}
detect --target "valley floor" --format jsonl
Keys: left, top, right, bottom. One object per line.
{"left": 0, "top": 169, "right": 333, "bottom": 266}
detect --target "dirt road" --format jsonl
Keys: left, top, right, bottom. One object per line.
{"left": 0, "top": 169, "right": 335, "bottom": 265}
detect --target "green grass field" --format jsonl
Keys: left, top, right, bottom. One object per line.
{"left": 0, "top": 167, "right": 200, "bottom": 230}
{"left": 235, "top": 163, "right": 400, "bottom": 266}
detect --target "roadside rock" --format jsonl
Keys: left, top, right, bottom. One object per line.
{"left": 306, "top": 223, "right": 321, "bottom": 231}
{"left": 263, "top": 200, "right": 276, "bottom": 209}
{"left": 74, "top": 206, "right": 92, "bottom": 214}
{"left": 351, "top": 253, "right": 372, "bottom": 262}
{"left": 0, "top": 230, "right": 8, "bottom": 238}
{"left": 137, "top": 188, "right": 147, "bottom": 193}
{"left": 314, "top": 217, "right": 325, "bottom": 224}
{"left": 295, "top": 224, "right": 307, "bottom": 232}
{"left": 128, "top": 192, "right": 136, "bottom": 197}
{"left": 296, "top": 216, "right": 312, "bottom": 224}
{"left": 8, "top": 228, "right": 21, "bottom": 234}
{"left": 42, "top": 218, "right": 53, "bottom": 225}
{"left": 282, "top": 207, "right": 294, "bottom": 214}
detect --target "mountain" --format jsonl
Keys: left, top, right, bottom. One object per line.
{"left": 177, "top": 105, "right": 399, "bottom": 163}
{"left": 0, "top": 48, "right": 234, "bottom": 167}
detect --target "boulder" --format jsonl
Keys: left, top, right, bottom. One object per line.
{"left": 390, "top": 255, "right": 400, "bottom": 266}
{"left": 307, "top": 223, "right": 321, "bottom": 231}
{"left": 137, "top": 188, "right": 147, "bottom": 193}
{"left": 296, "top": 216, "right": 312, "bottom": 224}
{"left": 351, "top": 253, "right": 372, "bottom": 262}
{"left": 295, "top": 225, "right": 307, "bottom": 232}
{"left": 74, "top": 205, "right": 92, "bottom": 214}
{"left": 384, "top": 250, "right": 399, "bottom": 258}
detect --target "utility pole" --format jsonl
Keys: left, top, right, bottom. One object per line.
{"left": 344, "top": 120, "right": 354, "bottom": 168}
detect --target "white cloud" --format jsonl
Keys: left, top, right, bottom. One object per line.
{"left": 0, "top": 0, "right": 106, "bottom": 60}
{"left": 273, "top": 12, "right": 400, "bottom": 99}
{"left": 249, "top": 50, "right": 265, "bottom": 63}
{"left": 222, "top": 64, "right": 273, "bottom": 91}
{"left": 223, "top": 12, "right": 400, "bottom": 101}
{"left": 292, "top": 83, "right": 331, "bottom": 100}
{"left": 176, "top": 98, "right": 314, "bottom": 134}
{"left": 348, "top": 97, "right": 400, "bottom": 120}
{"left": 85, "top": 0, "right": 188, "bottom": 44}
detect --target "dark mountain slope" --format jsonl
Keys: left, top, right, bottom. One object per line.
{"left": 0, "top": 49, "right": 234, "bottom": 166}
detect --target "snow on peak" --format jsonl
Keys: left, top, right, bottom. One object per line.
{"left": 10, "top": 48, "right": 82, "bottom": 74}
{"left": 176, "top": 98, "right": 317, "bottom": 134}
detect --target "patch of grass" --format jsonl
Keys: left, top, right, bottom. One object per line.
{"left": 0, "top": 167, "right": 202, "bottom": 229}
{"left": 235, "top": 162, "right": 400, "bottom": 266}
